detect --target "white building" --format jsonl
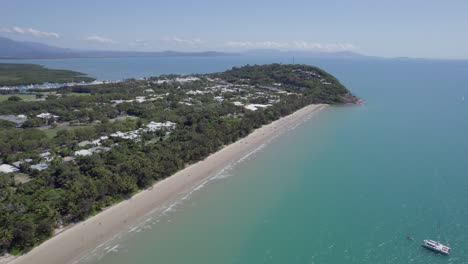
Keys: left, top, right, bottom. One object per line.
{"left": 31, "top": 163, "right": 49, "bottom": 171}
{"left": 0, "top": 164, "right": 19, "bottom": 173}
{"left": 110, "top": 131, "right": 140, "bottom": 140}
{"left": 36, "top": 113, "right": 59, "bottom": 119}
{"left": 39, "top": 151, "right": 53, "bottom": 162}
{"left": 75, "top": 146, "right": 111, "bottom": 156}
{"left": 244, "top": 104, "right": 271, "bottom": 111}
{"left": 74, "top": 149, "right": 93, "bottom": 156}
{"left": 109, "top": 121, "right": 176, "bottom": 141}
{"left": 146, "top": 121, "right": 176, "bottom": 132}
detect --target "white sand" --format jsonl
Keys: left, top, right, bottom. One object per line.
{"left": 9, "top": 104, "right": 327, "bottom": 264}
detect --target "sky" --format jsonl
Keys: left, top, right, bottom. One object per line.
{"left": 1, "top": 0, "right": 468, "bottom": 59}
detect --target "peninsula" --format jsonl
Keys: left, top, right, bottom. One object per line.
{"left": 0, "top": 64, "right": 359, "bottom": 263}
{"left": 0, "top": 63, "right": 95, "bottom": 86}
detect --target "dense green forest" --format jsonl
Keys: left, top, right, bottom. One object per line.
{"left": 0, "top": 64, "right": 358, "bottom": 255}
{"left": 0, "top": 63, "right": 95, "bottom": 86}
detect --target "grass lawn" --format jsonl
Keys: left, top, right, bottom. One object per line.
{"left": 43, "top": 124, "right": 91, "bottom": 138}
{"left": 14, "top": 173, "right": 32, "bottom": 184}
{"left": 0, "top": 94, "right": 37, "bottom": 102}
{"left": 110, "top": 115, "right": 139, "bottom": 123}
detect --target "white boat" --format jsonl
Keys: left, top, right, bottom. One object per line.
{"left": 422, "top": 240, "right": 450, "bottom": 255}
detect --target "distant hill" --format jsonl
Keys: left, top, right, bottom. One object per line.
{"left": 0, "top": 36, "right": 237, "bottom": 59}
{"left": 0, "top": 36, "right": 77, "bottom": 59}
{"left": 0, "top": 36, "right": 376, "bottom": 60}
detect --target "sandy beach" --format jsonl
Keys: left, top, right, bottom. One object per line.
{"left": 8, "top": 104, "right": 327, "bottom": 264}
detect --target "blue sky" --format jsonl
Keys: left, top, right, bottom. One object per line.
{"left": 1, "top": 0, "right": 468, "bottom": 59}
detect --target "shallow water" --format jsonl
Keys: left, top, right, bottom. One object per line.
{"left": 10, "top": 56, "right": 467, "bottom": 263}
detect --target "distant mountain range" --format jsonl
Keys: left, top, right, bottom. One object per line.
{"left": 0, "top": 36, "right": 372, "bottom": 60}
{"left": 0, "top": 36, "right": 236, "bottom": 59}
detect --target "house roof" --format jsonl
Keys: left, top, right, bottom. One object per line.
{"left": 0, "top": 164, "right": 19, "bottom": 173}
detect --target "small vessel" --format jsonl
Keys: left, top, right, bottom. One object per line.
{"left": 422, "top": 240, "right": 450, "bottom": 255}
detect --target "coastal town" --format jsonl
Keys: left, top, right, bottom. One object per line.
{"left": 0, "top": 64, "right": 357, "bottom": 182}
{"left": 5, "top": 73, "right": 275, "bottom": 174}
{"left": 0, "top": 63, "right": 358, "bottom": 258}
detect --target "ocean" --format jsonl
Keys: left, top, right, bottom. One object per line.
{"left": 3, "top": 56, "right": 468, "bottom": 263}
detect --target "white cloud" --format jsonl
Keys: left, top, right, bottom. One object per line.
{"left": 129, "top": 39, "right": 151, "bottom": 47}
{"left": 161, "top": 37, "right": 204, "bottom": 45}
{"left": 226, "top": 41, "right": 357, "bottom": 52}
{"left": 86, "top": 36, "right": 117, "bottom": 44}
{"left": 0, "top": 26, "right": 60, "bottom": 38}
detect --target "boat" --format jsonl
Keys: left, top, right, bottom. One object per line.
{"left": 422, "top": 240, "right": 450, "bottom": 255}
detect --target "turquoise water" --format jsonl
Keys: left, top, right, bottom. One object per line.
{"left": 9, "top": 57, "right": 468, "bottom": 263}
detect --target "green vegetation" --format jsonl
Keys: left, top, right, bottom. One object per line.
{"left": 0, "top": 64, "right": 358, "bottom": 254}
{"left": 215, "top": 64, "right": 350, "bottom": 103}
{"left": 42, "top": 124, "right": 92, "bottom": 138}
{"left": 67, "top": 92, "right": 91, "bottom": 97}
{"left": 0, "top": 63, "right": 95, "bottom": 86}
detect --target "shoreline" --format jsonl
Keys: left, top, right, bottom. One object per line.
{"left": 7, "top": 104, "right": 327, "bottom": 264}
